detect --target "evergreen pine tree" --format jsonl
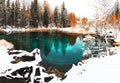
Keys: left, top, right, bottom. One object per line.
{"left": 11, "top": 2, "right": 15, "bottom": 26}
{"left": 29, "top": 0, "right": 40, "bottom": 27}
{"left": 39, "top": 5, "right": 44, "bottom": 27}
{"left": 43, "top": 0, "right": 53, "bottom": 27}
{"left": 14, "top": 0, "right": 20, "bottom": 27}
{"left": 43, "top": 6, "right": 49, "bottom": 27}
{"left": 20, "top": 3, "right": 27, "bottom": 27}
{"left": 6, "top": 0, "right": 11, "bottom": 26}
{"left": 54, "top": 6, "right": 60, "bottom": 27}
{"left": 0, "top": 0, "right": 6, "bottom": 27}
{"left": 61, "top": 2, "right": 69, "bottom": 27}
{"left": 3, "top": 1, "right": 6, "bottom": 27}
{"left": 29, "top": 2, "right": 34, "bottom": 27}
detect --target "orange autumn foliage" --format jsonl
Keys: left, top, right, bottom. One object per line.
{"left": 68, "top": 12, "right": 77, "bottom": 27}
{"left": 81, "top": 17, "right": 88, "bottom": 24}
{"left": 117, "top": 13, "right": 120, "bottom": 21}
{"left": 108, "top": 14, "right": 116, "bottom": 23}
{"left": 108, "top": 12, "right": 120, "bottom": 23}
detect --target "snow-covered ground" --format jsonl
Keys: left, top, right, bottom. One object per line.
{"left": 61, "top": 48, "right": 120, "bottom": 83}
{"left": 0, "top": 39, "right": 61, "bottom": 83}
{"left": 0, "top": 39, "right": 120, "bottom": 83}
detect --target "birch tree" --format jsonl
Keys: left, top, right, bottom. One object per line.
{"left": 94, "top": 0, "right": 112, "bottom": 56}
{"left": 94, "top": 0, "right": 112, "bottom": 30}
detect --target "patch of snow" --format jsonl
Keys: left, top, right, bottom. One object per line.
{"left": 0, "top": 39, "right": 14, "bottom": 49}
{"left": 115, "top": 32, "right": 120, "bottom": 42}
{"left": 61, "top": 47, "right": 120, "bottom": 83}
{"left": 82, "top": 49, "right": 92, "bottom": 58}
{"left": 83, "top": 35, "right": 95, "bottom": 42}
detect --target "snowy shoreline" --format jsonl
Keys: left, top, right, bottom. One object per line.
{"left": 0, "top": 27, "right": 96, "bottom": 35}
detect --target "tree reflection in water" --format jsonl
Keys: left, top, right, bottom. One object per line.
{"left": 0, "top": 32, "right": 86, "bottom": 65}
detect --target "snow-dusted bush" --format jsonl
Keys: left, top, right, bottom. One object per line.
{"left": 82, "top": 49, "right": 92, "bottom": 59}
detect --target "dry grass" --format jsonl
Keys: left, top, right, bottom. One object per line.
{"left": 113, "top": 42, "right": 120, "bottom": 46}
{"left": 0, "top": 29, "right": 5, "bottom": 33}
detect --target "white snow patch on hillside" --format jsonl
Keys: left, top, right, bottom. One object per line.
{"left": 60, "top": 47, "right": 120, "bottom": 83}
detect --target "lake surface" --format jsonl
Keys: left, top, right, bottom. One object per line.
{"left": 0, "top": 32, "right": 87, "bottom": 65}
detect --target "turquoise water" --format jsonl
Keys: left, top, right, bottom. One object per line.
{"left": 0, "top": 32, "right": 87, "bottom": 65}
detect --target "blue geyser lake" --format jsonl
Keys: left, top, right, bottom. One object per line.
{"left": 0, "top": 32, "right": 87, "bottom": 65}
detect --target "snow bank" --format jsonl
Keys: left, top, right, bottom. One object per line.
{"left": 58, "top": 28, "right": 96, "bottom": 34}
{"left": 0, "top": 39, "right": 14, "bottom": 72}
{"left": 61, "top": 47, "right": 120, "bottom": 83}
{"left": 0, "top": 45, "right": 12, "bottom": 68}
{"left": 0, "top": 39, "right": 14, "bottom": 49}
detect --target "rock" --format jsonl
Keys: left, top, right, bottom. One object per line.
{"left": 11, "top": 55, "right": 36, "bottom": 64}
{"left": 0, "top": 76, "right": 28, "bottom": 83}
{"left": 8, "top": 51, "right": 22, "bottom": 55}
{"left": 0, "top": 39, "right": 14, "bottom": 50}
{"left": 44, "top": 76, "right": 54, "bottom": 82}
{"left": 35, "top": 68, "right": 40, "bottom": 76}
{"left": 45, "top": 66, "right": 65, "bottom": 80}
{"left": 10, "top": 48, "right": 41, "bottom": 64}
{"left": 11, "top": 66, "right": 33, "bottom": 79}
